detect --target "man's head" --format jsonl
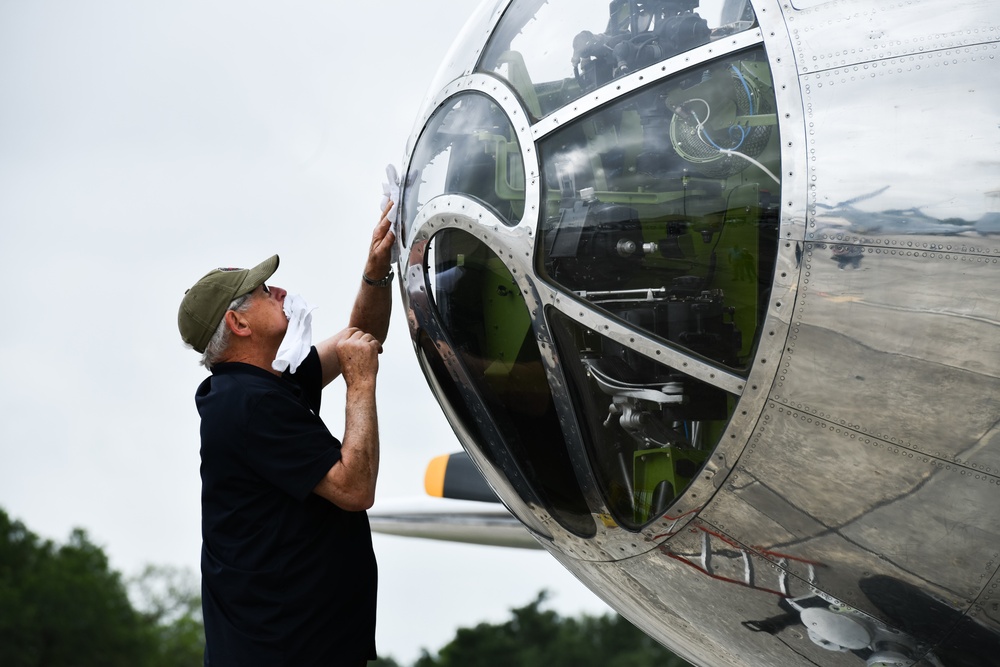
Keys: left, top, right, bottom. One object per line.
{"left": 178, "top": 255, "right": 281, "bottom": 367}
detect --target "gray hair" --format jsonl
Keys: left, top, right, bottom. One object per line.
{"left": 200, "top": 293, "right": 253, "bottom": 370}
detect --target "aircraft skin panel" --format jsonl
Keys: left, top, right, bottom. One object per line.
{"left": 938, "top": 581, "right": 1000, "bottom": 665}
{"left": 547, "top": 522, "right": 820, "bottom": 667}
{"left": 784, "top": 0, "right": 996, "bottom": 75}
{"left": 395, "top": 0, "right": 1000, "bottom": 663}
{"left": 703, "top": 457, "right": 998, "bottom": 641}
{"left": 774, "top": 245, "right": 1000, "bottom": 470}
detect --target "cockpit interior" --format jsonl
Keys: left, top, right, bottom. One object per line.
{"left": 401, "top": 0, "right": 779, "bottom": 534}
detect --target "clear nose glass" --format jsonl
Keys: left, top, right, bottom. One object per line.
{"left": 426, "top": 227, "right": 596, "bottom": 538}
{"left": 478, "top": 0, "right": 757, "bottom": 121}
{"left": 548, "top": 308, "right": 732, "bottom": 529}
{"left": 402, "top": 93, "right": 526, "bottom": 246}
{"left": 536, "top": 47, "right": 780, "bottom": 373}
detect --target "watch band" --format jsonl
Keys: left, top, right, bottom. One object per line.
{"left": 362, "top": 269, "right": 395, "bottom": 287}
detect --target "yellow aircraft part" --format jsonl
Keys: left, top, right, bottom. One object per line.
{"left": 424, "top": 454, "right": 449, "bottom": 498}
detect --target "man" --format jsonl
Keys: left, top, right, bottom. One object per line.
{"left": 177, "top": 205, "right": 395, "bottom": 666}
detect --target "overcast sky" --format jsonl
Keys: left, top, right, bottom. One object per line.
{"left": 0, "top": 1, "right": 611, "bottom": 663}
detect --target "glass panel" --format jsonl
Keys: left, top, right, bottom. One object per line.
{"left": 401, "top": 93, "right": 525, "bottom": 243}
{"left": 549, "top": 308, "right": 733, "bottom": 529}
{"left": 426, "top": 228, "right": 596, "bottom": 538}
{"left": 537, "top": 48, "right": 780, "bottom": 373}
{"left": 411, "top": 330, "right": 554, "bottom": 541}
{"left": 479, "top": 0, "right": 757, "bottom": 120}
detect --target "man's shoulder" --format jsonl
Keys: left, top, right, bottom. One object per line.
{"left": 199, "top": 362, "right": 285, "bottom": 395}
{"left": 195, "top": 363, "right": 282, "bottom": 418}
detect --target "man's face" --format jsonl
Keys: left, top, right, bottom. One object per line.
{"left": 245, "top": 283, "right": 289, "bottom": 342}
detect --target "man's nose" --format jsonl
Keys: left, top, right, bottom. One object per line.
{"left": 273, "top": 286, "right": 288, "bottom": 300}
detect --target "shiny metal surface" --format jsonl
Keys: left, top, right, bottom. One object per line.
{"left": 397, "top": 0, "right": 1000, "bottom": 664}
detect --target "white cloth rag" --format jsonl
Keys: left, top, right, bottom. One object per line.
{"left": 272, "top": 293, "right": 317, "bottom": 374}
{"left": 380, "top": 163, "right": 401, "bottom": 263}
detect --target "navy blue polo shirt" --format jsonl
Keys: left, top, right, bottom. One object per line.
{"left": 196, "top": 348, "right": 377, "bottom": 666}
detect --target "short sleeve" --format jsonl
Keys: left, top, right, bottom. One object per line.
{"left": 284, "top": 346, "right": 323, "bottom": 414}
{"left": 244, "top": 388, "right": 341, "bottom": 501}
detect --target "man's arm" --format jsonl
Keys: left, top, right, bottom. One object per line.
{"left": 313, "top": 329, "right": 382, "bottom": 511}
{"left": 316, "top": 200, "right": 396, "bottom": 387}
{"left": 350, "top": 200, "right": 395, "bottom": 343}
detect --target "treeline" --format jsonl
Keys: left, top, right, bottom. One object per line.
{"left": 0, "top": 508, "right": 690, "bottom": 667}
{"left": 388, "top": 591, "right": 692, "bottom": 667}
{"left": 0, "top": 509, "right": 203, "bottom": 666}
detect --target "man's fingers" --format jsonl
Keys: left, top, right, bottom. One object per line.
{"left": 372, "top": 203, "right": 395, "bottom": 248}
{"left": 360, "top": 333, "right": 382, "bottom": 353}
{"left": 344, "top": 329, "right": 382, "bottom": 349}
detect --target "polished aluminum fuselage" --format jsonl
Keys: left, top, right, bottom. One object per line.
{"left": 398, "top": 1, "right": 1000, "bottom": 664}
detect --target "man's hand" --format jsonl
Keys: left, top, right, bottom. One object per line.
{"left": 314, "top": 327, "right": 383, "bottom": 511}
{"left": 336, "top": 327, "right": 382, "bottom": 390}
{"left": 364, "top": 199, "right": 396, "bottom": 284}
{"left": 348, "top": 201, "right": 395, "bottom": 347}
{"left": 379, "top": 164, "right": 401, "bottom": 264}
{"left": 316, "top": 195, "right": 396, "bottom": 389}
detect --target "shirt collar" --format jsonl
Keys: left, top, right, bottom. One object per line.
{"left": 211, "top": 361, "right": 301, "bottom": 394}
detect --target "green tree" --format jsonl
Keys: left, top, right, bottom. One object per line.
{"left": 414, "top": 591, "right": 692, "bottom": 667}
{"left": 0, "top": 508, "right": 206, "bottom": 667}
{"left": 128, "top": 564, "right": 205, "bottom": 666}
{"left": 0, "top": 509, "right": 154, "bottom": 666}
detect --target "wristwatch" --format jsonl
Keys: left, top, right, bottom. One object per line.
{"left": 362, "top": 269, "right": 395, "bottom": 287}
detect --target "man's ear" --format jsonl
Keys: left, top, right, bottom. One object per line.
{"left": 224, "top": 309, "right": 253, "bottom": 338}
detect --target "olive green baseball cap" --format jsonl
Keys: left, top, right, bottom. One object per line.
{"left": 178, "top": 255, "right": 279, "bottom": 353}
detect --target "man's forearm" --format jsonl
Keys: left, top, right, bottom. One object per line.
{"left": 349, "top": 200, "right": 396, "bottom": 343}
{"left": 331, "top": 383, "right": 380, "bottom": 511}
{"left": 349, "top": 278, "right": 392, "bottom": 343}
